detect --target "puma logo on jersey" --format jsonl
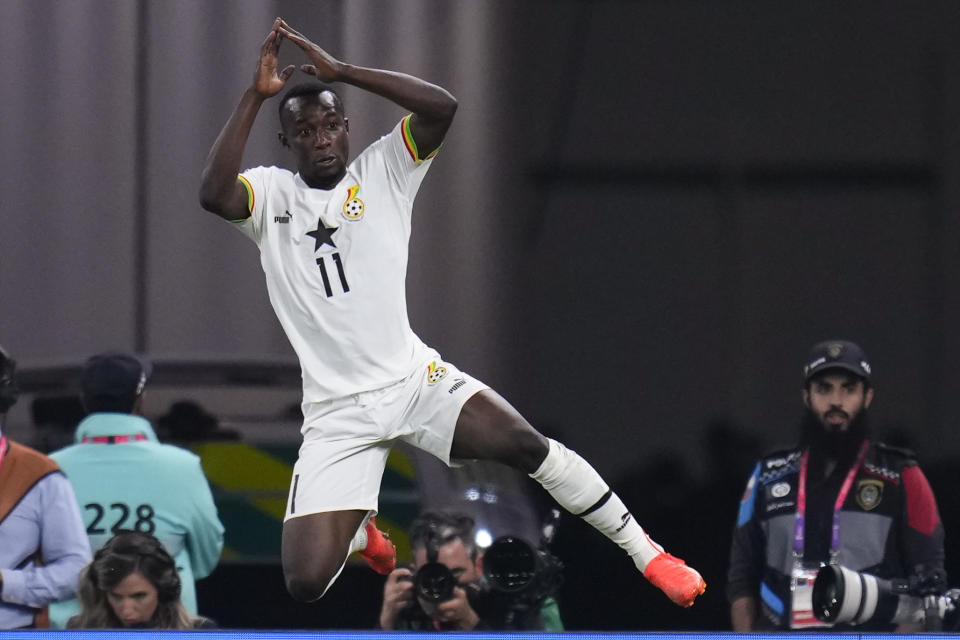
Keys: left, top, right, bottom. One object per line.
{"left": 274, "top": 210, "right": 292, "bottom": 224}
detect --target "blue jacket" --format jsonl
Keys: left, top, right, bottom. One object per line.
{"left": 48, "top": 414, "right": 224, "bottom": 628}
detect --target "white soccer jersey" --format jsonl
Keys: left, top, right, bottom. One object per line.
{"left": 233, "top": 117, "right": 437, "bottom": 402}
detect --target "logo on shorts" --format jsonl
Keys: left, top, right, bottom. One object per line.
{"left": 342, "top": 185, "right": 365, "bottom": 220}
{"left": 426, "top": 361, "right": 448, "bottom": 384}
{"left": 448, "top": 377, "right": 466, "bottom": 394}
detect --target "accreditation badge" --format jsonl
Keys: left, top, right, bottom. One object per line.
{"left": 789, "top": 564, "right": 828, "bottom": 629}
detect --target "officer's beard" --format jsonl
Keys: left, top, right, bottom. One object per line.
{"left": 799, "top": 406, "right": 871, "bottom": 472}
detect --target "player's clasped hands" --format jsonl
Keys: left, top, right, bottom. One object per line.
{"left": 257, "top": 17, "right": 345, "bottom": 86}
{"left": 253, "top": 17, "right": 343, "bottom": 98}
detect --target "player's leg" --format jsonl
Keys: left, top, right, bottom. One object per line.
{"left": 449, "top": 388, "right": 550, "bottom": 471}
{"left": 281, "top": 509, "right": 368, "bottom": 602}
{"left": 281, "top": 396, "right": 397, "bottom": 601}
{"left": 282, "top": 509, "right": 397, "bottom": 602}
{"left": 450, "top": 389, "right": 706, "bottom": 607}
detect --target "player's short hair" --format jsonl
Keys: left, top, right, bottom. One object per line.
{"left": 278, "top": 82, "right": 345, "bottom": 121}
{"left": 409, "top": 510, "right": 478, "bottom": 561}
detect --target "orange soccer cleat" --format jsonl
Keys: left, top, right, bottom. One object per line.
{"left": 358, "top": 517, "right": 396, "bottom": 575}
{"left": 643, "top": 552, "right": 706, "bottom": 607}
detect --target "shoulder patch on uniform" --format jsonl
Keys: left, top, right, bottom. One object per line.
{"left": 758, "top": 449, "right": 801, "bottom": 485}
{"left": 875, "top": 441, "right": 917, "bottom": 461}
{"left": 761, "top": 449, "right": 802, "bottom": 470}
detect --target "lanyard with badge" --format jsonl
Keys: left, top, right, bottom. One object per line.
{"left": 789, "top": 440, "right": 869, "bottom": 629}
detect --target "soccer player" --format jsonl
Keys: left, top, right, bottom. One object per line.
{"left": 198, "top": 18, "right": 705, "bottom": 609}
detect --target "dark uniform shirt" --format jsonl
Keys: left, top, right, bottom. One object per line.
{"left": 727, "top": 440, "right": 944, "bottom": 630}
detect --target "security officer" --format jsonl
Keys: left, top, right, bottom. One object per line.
{"left": 727, "top": 340, "right": 945, "bottom": 631}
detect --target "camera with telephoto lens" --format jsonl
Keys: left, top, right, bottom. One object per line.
{"left": 405, "top": 535, "right": 563, "bottom": 614}
{"left": 483, "top": 535, "right": 564, "bottom": 611}
{"left": 410, "top": 560, "right": 462, "bottom": 605}
{"left": 812, "top": 564, "right": 959, "bottom": 630}
{"left": 397, "top": 559, "right": 481, "bottom": 629}
{"left": 400, "top": 510, "right": 565, "bottom": 630}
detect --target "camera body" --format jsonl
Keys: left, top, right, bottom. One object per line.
{"left": 812, "top": 564, "right": 958, "bottom": 630}
{"left": 399, "top": 535, "right": 563, "bottom": 630}
{"left": 483, "top": 535, "right": 564, "bottom": 611}
{"left": 397, "top": 562, "right": 484, "bottom": 628}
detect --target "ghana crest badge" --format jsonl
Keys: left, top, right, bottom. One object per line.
{"left": 856, "top": 478, "right": 883, "bottom": 511}
{"left": 426, "top": 361, "right": 448, "bottom": 384}
{"left": 342, "top": 184, "right": 365, "bottom": 220}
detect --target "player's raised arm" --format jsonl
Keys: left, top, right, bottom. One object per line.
{"left": 278, "top": 19, "right": 457, "bottom": 159}
{"left": 199, "top": 18, "right": 296, "bottom": 221}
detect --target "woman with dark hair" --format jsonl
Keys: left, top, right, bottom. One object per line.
{"left": 67, "top": 531, "right": 215, "bottom": 629}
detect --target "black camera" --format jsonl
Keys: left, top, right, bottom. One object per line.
{"left": 812, "top": 564, "right": 959, "bottom": 630}
{"left": 411, "top": 560, "right": 459, "bottom": 604}
{"left": 483, "top": 535, "right": 563, "bottom": 609}
{"left": 398, "top": 562, "right": 484, "bottom": 629}
{"left": 406, "top": 535, "right": 562, "bottom": 609}
{"left": 400, "top": 511, "right": 565, "bottom": 630}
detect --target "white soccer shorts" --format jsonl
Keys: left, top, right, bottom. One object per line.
{"left": 284, "top": 354, "right": 488, "bottom": 520}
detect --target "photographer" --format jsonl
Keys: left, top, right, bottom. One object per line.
{"left": 378, "top": 511, "right": 562, "bottom": 631}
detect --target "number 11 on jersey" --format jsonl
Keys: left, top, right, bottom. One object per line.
{"left": 317, "top": 253, "right": 350, "bottom": 297}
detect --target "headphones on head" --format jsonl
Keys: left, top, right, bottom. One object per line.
{"left": 94, "top": 531, "right": 182, "bottom": 603}
{"left": 0, "top": 345, "right": 19, "bottom": 415}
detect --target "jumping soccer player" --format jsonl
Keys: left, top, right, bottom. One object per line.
{"left": 199, "top": 18, "right": 705, "bottom": 608}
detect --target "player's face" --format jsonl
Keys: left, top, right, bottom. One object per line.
{"left": 802, "top": 371, "right": 873, "bottom": 433}
{"left": 106, "top": 570, "right": 159, "bottom": 627}
{"left": 280, "top": 91, "right": 349, "bottom": 189}
{"left": 414, "top": 539, "right": 481, "bottom": 586}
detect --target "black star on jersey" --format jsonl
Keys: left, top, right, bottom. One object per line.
{"left": 306, "top": 218, "right": 338, "bottom": 251}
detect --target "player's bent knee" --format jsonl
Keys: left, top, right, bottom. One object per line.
{"left": 513, "top": 429, "right": 550, "bottom": 473}
{"left": 283, "top": 557, "right": 342, "bottom": 602}
{"left": 284, "top": 570, "right": 331, "bottom": 602}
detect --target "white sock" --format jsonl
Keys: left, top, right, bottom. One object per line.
{"left": 530, "top": 438, "right": 664, "bottom": 571}
{"left": 348, "top": 511, "right": 372, "bottom": 554}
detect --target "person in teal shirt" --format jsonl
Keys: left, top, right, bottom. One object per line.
{"left": 48, "top": 352, "right": 224, "bottom": 629}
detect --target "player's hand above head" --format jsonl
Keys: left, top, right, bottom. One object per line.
{"left": 277, "top": 18, "right": 343, "bottom": 83}
{"left": 252, "top": 17, "right": 296, "bottom": 98}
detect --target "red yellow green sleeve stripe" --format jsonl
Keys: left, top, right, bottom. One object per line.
{"left": 237, "top": 174, "right": 255, "bottom": 214}
{"left": 401, "top": 114, "right": 439, "bottom": 164}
